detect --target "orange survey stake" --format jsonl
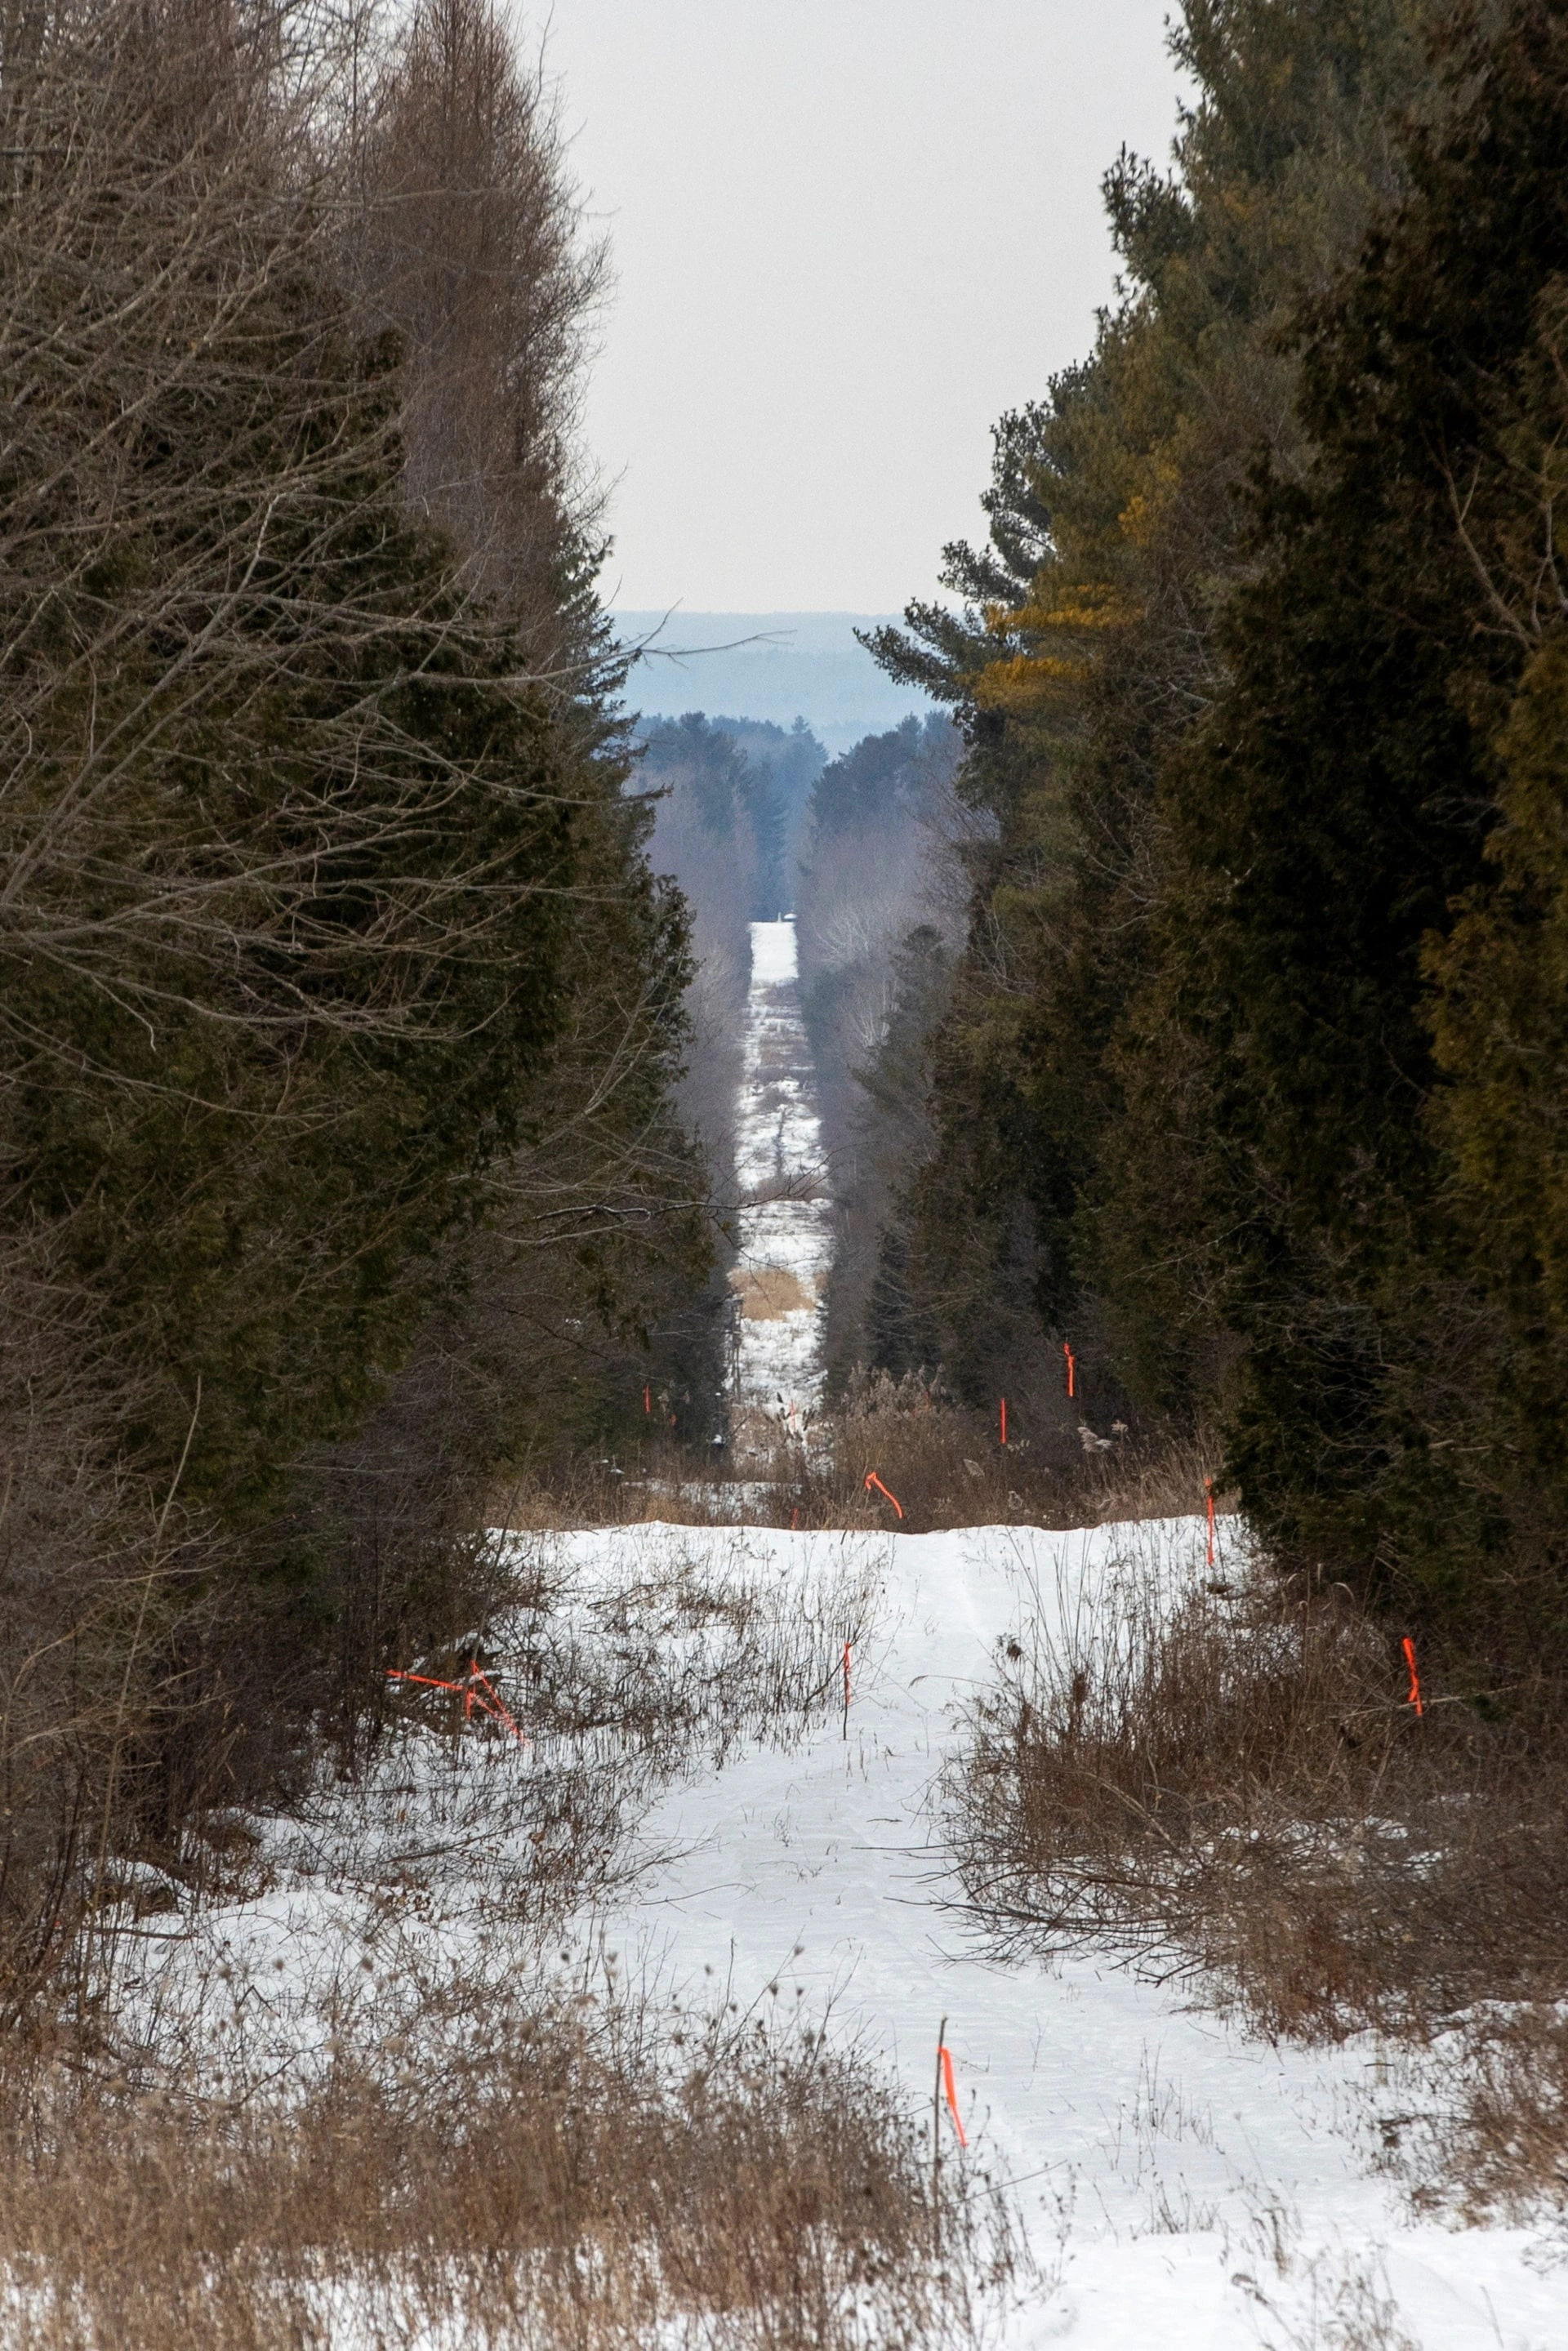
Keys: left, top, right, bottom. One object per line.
{"left": 1402, "top": 1636, "right": 1424, "bottom": 1718}
{"left": 1000, "top": 1396, "right": 1007, "bottom": 1448}
{"left": 1062, "top": 1341, "right": 1076, "bottom": 1399}
{"left": 938, "top": 2043, "right": 968, "bottom": 2148}
{"left": 864, "top": 1470, "right": 905, "bottom": 1520}
{"left": 386, "top": 1662, "right": 529, "bottom": 1747}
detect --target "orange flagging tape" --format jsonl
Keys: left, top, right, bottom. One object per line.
{"left": 1000, "top": 1396, "right": 1007, "bottom": 1448}
{"left": 864, "top": 1470, "right": 905, "bottom": 1520}
{"left": 1205, "top": 1476, "right": 1216, "bottom": 1569}
{"left": 938, "top": 2044, "right": 968, "bottom": 2148}
{"left": 1402, "top": 1636, "right": 1424, "bottom": 1718}
{"left": 386, "top": 1663, "right": 529, "bottom": 1747}
{"left": 1062, "top": 1341, "right": 1076, "bottom": 1399}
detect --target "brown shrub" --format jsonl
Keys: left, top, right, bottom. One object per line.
{"left": 496, "top": 1377, "right": 1225, "bottom": 1539}
{"left": 1413, "top": 2003, "right": 1568, "bottom": 2224}
{"left": 951, "top": 1542, "right": 1568, "bottom": 2043}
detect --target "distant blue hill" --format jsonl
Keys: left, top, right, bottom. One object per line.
{"left": 611, "top": 612, "right": 933, "bottom": 757}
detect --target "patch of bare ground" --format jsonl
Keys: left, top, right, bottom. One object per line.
{"left": 947, "top": 1531, "right": 1568, "bottom": 2220}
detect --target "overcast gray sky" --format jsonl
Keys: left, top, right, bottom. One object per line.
{"left": 537, "top": 1, "right": 1185, "bottom": 614}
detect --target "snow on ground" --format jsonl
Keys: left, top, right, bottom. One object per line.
{"left": 553, "top": 1515, "right": 1566, "bottom": 2350}
{"left": 116, "top": 1512, "right": 1566, "bottom": 2343}
{"left": 729, "top": 919, "right": 831, "bottom": 1450}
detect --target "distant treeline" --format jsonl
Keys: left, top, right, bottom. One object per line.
{"left": 793, "top": 717, "right": 965, "bottom": 1382}
{"left": 639, "top": 708, "right": 961, "bottom": 1378}
{"left": 855, "top": 0, "right": 1568, "bottom": 1642}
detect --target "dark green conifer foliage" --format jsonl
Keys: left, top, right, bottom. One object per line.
{"left": 2, "top": 282, "right": 575, "bottom": 1519}
{"left": 866, "top": 0, "right": 1429, "bottom": 1422}
{"left": 1160, "top": 0, "right": 1568, "bottom": 1610}
{"left": 0, "top": 0, "right": 707, "bottom": 1574}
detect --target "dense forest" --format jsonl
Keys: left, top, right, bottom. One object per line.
{"left": 7, "top": 0, "right": 1568, "bottom": 1998}
{"left": 793, "top": 716, "right": 964, "bottom": 1383}
{"left": 842, "top": 0, "right": 1568, "bottom": 1654}
{"left": 0, "top": 0, "right": 715, "bottom": 1984}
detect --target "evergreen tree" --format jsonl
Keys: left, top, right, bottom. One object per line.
{"left": 0, "top": 0, "right": 715, "bottom": 1912}
{"left": 1163, "top": 0, "right": 1568, "bottom": 1615}
{"left": 866, "top": 0, "right": 1429, "bottom": 1425}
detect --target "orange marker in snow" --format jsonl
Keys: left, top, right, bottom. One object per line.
{"left": 385, "top": 1663, "right": 528, "bottom": 1747}
{"left": 864, "top": 1470, "right": 904, "bottom": 1520}
{"left": 1000, "top": 1396, "right": 1007, "bottom": 1448}
{"left": 1062, "top": 1342, "right": 1076, "bottom": 1399}
{"left": 644, "top": 1384, "right": 651, "bottom": 1414}
{"left": 938, "top": 2042, "right": 968, "bottom": 2148}
{"left": 1403, "top": 1636, "right": 1424, "bottom": 1718}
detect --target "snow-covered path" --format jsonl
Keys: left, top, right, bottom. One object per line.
{"left": 728, "top": 919, "right": 831, "bottom": 1449}
{"left": 562, "top": 1516, "right": 1565, "bottom": 2349}
{"left": 125, "top": 1507, "right": 1566, "bottom": 2342}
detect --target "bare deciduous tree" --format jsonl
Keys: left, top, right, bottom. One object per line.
{"left": 0, "top": 0, "right": 690, "bottom": 1997}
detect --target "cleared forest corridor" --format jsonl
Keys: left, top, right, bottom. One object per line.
{"left": 728, "top": 920, "right": 832, "bottom": 1460}
{"left": 12, "top": 0, "right": 1568, "bottom": 2335}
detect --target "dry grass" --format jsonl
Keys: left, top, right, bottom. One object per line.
{"left": 0, "top": 1524, "right": 1027, "bottom": 2346}
{"left": 1235, "top": 2239, "right": 1422, "bottom": 2351}
{"left": 812, "top": 1375, "right": 1221, "bottom": 1535}
{"left": 492, "top": 1379, "right": 1223, "bottom": 1538}
{"left": 77, "top": 1527, "right": 888, "bottom": 2057}
{"left": 1405, "top": 2002, "right": 1568, "bottom": 2226}
{"left": 728, "top": 1269, "right": 819, "bottom": 1320}
{"left": 497, "top": 1529, "right": 884, "bottom": 1774}
{"left": 950, "top": 1538, "right": 1568, "bottom": 2046}
{"left": 0, "top": 1988, "right": 1015, "bottom": 2349}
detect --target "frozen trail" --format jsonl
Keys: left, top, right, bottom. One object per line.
{"left": 728, "top": 919, "right": 831, "bottom": 1454}
{"left": 565, "top": 1516, "right": 1563, "bottom": 2349}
